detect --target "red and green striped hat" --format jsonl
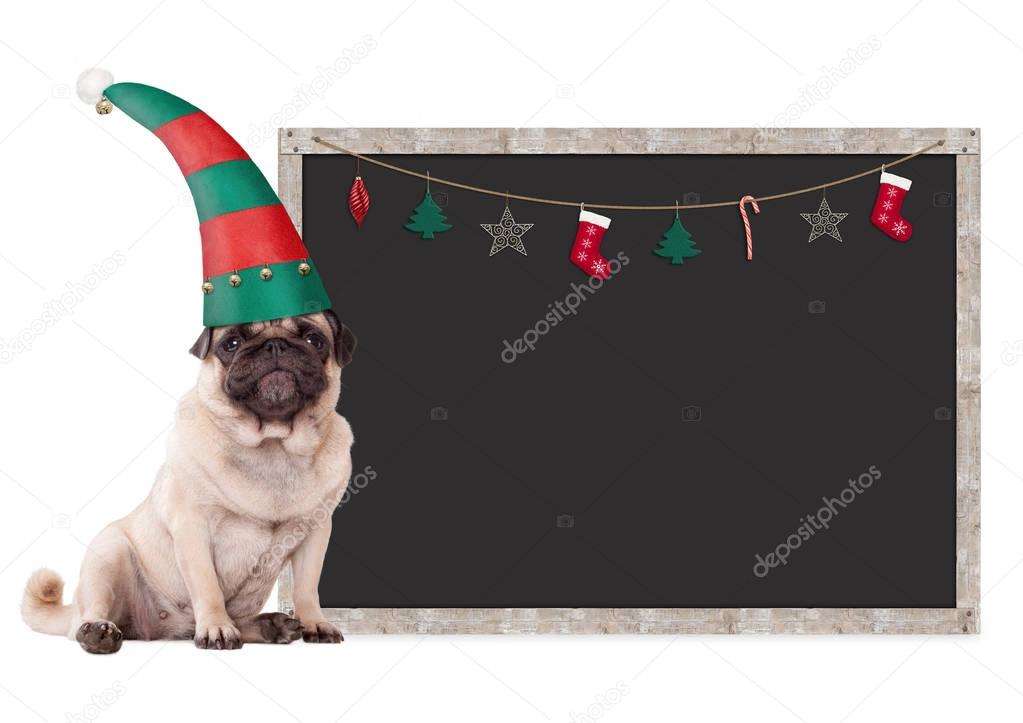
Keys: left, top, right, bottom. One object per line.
{"left": 76, "top": 69, "right": 331, "bottom": 328}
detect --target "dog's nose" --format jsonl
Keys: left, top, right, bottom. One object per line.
{"left": 262, "top": 338, "right": 289, "bottom": 358}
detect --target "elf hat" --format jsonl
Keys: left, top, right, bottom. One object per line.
{"left": 75, "top": 68, "right": 331, "bottom": 328}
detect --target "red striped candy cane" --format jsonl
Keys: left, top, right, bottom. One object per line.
{"left": 739, "top": 195, "right": 760, "bottom": 260}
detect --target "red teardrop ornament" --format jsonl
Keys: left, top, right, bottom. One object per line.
{"left": 348, "top": 176, "right": 370, "bottom": 228}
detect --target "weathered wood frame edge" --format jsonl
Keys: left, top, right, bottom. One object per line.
{"left": 276, "top": 127, "right": 980, "bottom": 634}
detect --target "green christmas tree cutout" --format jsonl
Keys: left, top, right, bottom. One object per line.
{"left": 404, "top": 191, "right": 452, "bottom": 239}
{"left": 653, "top": 215, "right": 701, "bottom": 265}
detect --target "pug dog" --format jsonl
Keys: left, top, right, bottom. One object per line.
{"left": 21, "top": 311, "right": 355, "bottom": 653}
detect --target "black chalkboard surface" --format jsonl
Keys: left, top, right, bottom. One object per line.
{"left": 302, "top": 153, "right": 957, "bottom": 609}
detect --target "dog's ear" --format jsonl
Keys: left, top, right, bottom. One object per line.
{"left": 189, "top": 327, "right": 214, "bottom": 360}
{"left": 338, "top": 325, "right": 357, "bottom": 367}
{"left": 323, "top": 309, "right": 356, "bottom": 367}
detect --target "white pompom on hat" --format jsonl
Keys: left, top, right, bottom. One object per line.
{"left": 76, "top": 68, "right": 114, "bottom": 104}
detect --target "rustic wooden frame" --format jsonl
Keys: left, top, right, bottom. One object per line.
{"left": 277, "top": 128, "right": 980, "bottom": 634}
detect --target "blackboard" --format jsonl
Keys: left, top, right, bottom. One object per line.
{"left": 279, "top": 129, "right": 980, "bottom": 633}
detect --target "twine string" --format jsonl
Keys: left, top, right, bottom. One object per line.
{"left": 311, "top": 137, "right": 942, "bottom": 211}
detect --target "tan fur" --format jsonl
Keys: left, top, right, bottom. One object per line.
{"left": 22, "top": 568, "right": 71, "bottom": 635}
{"left": 22, "top": 313, "right": 352, "bottom": 651}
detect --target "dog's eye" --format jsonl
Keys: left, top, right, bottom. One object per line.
{"left": 304, "top": 332, "right": 325, "bottom": 350}
{"left": 221, "top": 336, "right": 241, "bottom": 353}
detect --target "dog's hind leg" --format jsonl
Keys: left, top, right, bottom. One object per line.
{"left": 235, "top": 612, "right": 304, "bottom": 644}
{"left": 72, "top": 526, "right": 132, "bottom": 654}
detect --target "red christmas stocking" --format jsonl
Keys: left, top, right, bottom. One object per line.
{"left": 570, "top": 209, "right": 612, "bottom": 279}
{"left": 871, "top": 171, "right": 913, "bottom": 242}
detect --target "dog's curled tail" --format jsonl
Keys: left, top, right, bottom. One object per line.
{"left": 22, "top": 568, "right": 72, "bottom": 635}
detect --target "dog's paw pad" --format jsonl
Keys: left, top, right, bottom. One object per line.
{"left": 76, "top": 620, "right": 123, "bottom": 654}
{"left": 255, "top": 612, "right": 303, "bottom": 644}
{"left": 302, "top": 621, "right": 343, "bottom": 643}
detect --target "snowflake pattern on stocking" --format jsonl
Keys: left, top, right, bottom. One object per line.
{"left": 571, "top": 209, "right": 613, "bottom": 278}
{"left": 872, "top": 172, "right": 913, "bottom": 242}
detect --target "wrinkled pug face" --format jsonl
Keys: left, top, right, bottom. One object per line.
{"left": 189, "top": 310, "right": 355, "bottom": 422}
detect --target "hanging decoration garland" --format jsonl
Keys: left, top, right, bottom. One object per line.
{"left": 481, "top": 195, "right": 532, "bottom": 256}
{"left": 800, "top": 190, "right": 848, "bottom": 243}
{"left": 404, "top": 171, "right": 452, "bottom": 239}
{"left": 313, "top": 137, "right": 941, "bottom": 261}
{"left": 348, "top": 159, "right": 370, "bottom": 228}
{"left": 314, "top": 137, "right": 940, "bottom": 211}
{"left": 653, "top": 204, "right": 701, "bottom": 265}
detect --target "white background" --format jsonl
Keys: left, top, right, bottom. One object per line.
{"left": 0, "top": 0, "right": 1018, "bottom": 721}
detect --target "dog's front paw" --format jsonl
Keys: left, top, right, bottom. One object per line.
{"left": 76, "top": 620, "right": 123, "bottom": 654}
{"left": 301, "top": 620, "right": 343, "bottom": 643}
{"left": 194, "top": 621, "right": 242, "bottom": 650}
{"left": 254, "top": 613, "right": 304, "bottom": 644}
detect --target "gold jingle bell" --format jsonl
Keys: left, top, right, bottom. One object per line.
{"left": 95, "top": 97, "right": 113, "bottom": 115}
{"left": 259, "top": 265, "right": 273, "bottom": 281}
{"left": 228, "top": 273, "right": 242, "bottom": 287}
{"left": 201, "top": 280, "right": 214, "bottom": 295}
{"left": 297, "top": 262, "right": 311, "bottom": 276}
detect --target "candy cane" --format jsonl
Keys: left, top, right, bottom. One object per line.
{"left": 739, "top": 195, "right": 760, "bottom": 260}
